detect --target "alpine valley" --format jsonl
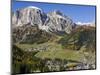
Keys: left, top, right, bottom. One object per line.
{"left": 12, "top": 6, "right": 96, "bottom": 74}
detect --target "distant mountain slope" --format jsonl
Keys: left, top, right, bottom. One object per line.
{"left": 58, "top": 25, "right": 96, "bottom": 52}
{"left": 12, "top": 25, "right": 57, "bottom": 44}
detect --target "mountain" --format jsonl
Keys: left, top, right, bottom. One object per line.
{"left": 12, "top": 6, "right": 74, "bottom": 34}
{"left": 12, "top": 6, "right": 96, "bottom": 73}
{"left": 12, "top": 6, "right": 96, "bottom": 51}
{"left": 12, "top": 25, "right": 57, "bottom": 44}
{"left": 58, "top": 25, "right": 96, "bottom": 52}
{"left": 12, "top": 6, "right": 43, "bottom": 27}
{"left": 44, "top": 10, "right": 73, "bottom": 34}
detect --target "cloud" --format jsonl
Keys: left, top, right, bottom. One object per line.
{"left": 76, "top": 22, "right": 91, "bottom": 25}
{"left": 76, "top": 21, "right": 95, "bottom": 27}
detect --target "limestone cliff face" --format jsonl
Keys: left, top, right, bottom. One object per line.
{"left": 12, "top": 6, "right": 74, "bottom": 34}
{"left": 12, "top": 6, "right": 43, "bottom": 27}
{"left": 45, "top": 10, "right": 73, "bottom": 33}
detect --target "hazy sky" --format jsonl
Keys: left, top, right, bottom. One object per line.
{"left": 12, "top": 0, "right": 96, "bottom": 23}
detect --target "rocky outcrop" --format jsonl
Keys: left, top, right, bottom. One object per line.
{"left": 12, "top": 25, "right": 56, "bottom": 43}
{"left": 12, "top": 6, "right": 43, "bottom": 27}
{"left": 44, "top": 10, "right": 73, "bottom": 33}
{"left": 12, "top": 6, "right": 74, "bottom": 34}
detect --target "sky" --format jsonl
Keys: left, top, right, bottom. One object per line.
{"left": 12, "top": 0, "right": 96, "bottom": 23}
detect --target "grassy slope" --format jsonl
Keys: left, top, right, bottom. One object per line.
{"left": 15, "top": 26, "right": 96, "bottom": 65}
{"left": 16, "top": 41, "right": 84, "bottom": 63}
{"left": 35, "top": 49, "right": 83, "bottom": 61}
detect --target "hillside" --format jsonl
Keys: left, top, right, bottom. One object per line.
{"left": 12, "top": 6, "right": 96, "bottom": 74}
{"left": 13, "top": 25, "right": 57, "bottom": 44}
{"left": 58, "top": 25, "right": 96, "bottom": 52}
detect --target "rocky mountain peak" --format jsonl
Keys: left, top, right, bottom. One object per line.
{"left": 12, "top": 6, "right": 43, "bottom": 27}
{"left": 50, "top": 10, "right": 63, "bottom": 16}
{"left": 46, "top": 10, "right": 73, "bottom": 34}
{"left": 12, "top": 6, "right": 74, "bottom": 34}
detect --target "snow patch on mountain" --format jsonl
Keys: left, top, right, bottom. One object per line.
{"left": 26, "top": 6, "right": 42, "bottom": 10}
